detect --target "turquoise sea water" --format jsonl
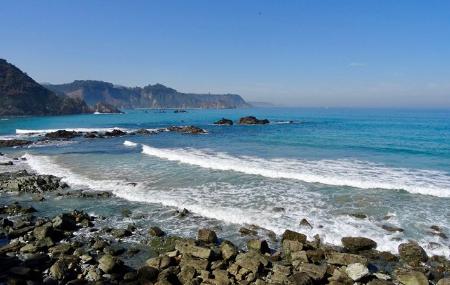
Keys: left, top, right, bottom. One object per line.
{"left": 1, "top": 108, "right": 449, "bottom": 257}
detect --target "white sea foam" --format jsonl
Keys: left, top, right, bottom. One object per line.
{"left": 123, "top": 140, "right": 138, "bottom": 147}
{"left": 22, "top": 153, "right": 449, "bottom": 258}
{"left": 140, "top": 143, "right": 450, "bottom": 198}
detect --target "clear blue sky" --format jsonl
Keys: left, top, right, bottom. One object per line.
{"left": 1, "top": 0, "right": 450, "bottom": 107}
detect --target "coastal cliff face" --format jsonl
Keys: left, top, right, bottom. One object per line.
{"left": 0, "top": 59, "right": 91, "bottom": 116}
{"left": 45, "top": 80, "right": 251, "bottom": 109}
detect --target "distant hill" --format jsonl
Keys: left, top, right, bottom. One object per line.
{"left": 0, "top": 59, "right": 90, "bottom": 116}
{"left": 45, "top": 80, "right": 251, "bottom": 109}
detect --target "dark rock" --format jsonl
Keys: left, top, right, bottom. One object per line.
{"left": 111, "top": 228, "right": 132, "bottom": 239}
{"left": 238, "top": 116, "right": 270, "bottom": 125}
{"left": 341, "top": 237, "right": 377, "bottom": 252}
{"left": 49, "top": 260, "right": 70, "bottom": 280}
{"left": 299, "top": 218, "right": 313, "bottom": 229}
{"left": 349, "top": 213, "right": 367, "bottom": 219}
{"left": 0, "top": 139, "right": 32, "bottom": 148}
{"left": 197, "top": 228, "right": 218, "bottom": 244}
{"left": 174, "top": 109, "right": 187, "bottom": 113}
{"left": 44, "top": 130, "right": 79, "bottom": 140}
{"left": 382, "top": 225, "right": 404, "bottom": 232}
{"left": 98, "top": 254, "right": 122, "bottom": 273}
{"left": 239, "top": 227, "right": 257, "bottom": 236}
{"left": 0, "top": 161, "right": 13, "bottom": 166}
{"left": 297, "top": 263, "right": 327, "bottom": 281}
{"left": 177, "top": 208, "right": 190, "bottom": 217}
{"left": 135, "top": 128, "right": 154, "bottom": 135}
{"left": 137, "top": 266, "right": 159, "bottom": 283}
{"left": 149, "top": 226, "right": 165, "bottom": 237}
{"left": 104, "top": 129, "right": 127, "bottom": 137}
{"left": 214, "top": 118, "right": 233, "bottom": 125}
{"left": 247, "top": 239, "right": 270, "bottom": 254}
{"left": 326, "top": 252, "right": 368, "bottom": 265}
{"left": 220, "top": 240, "right": 238, "bottom": 261}
{"left": 282, "top": 229, "right": 307, "bottom": 243}
{"left": 168, "top": 125, "right": 207, "bottom": 134}
{"left": 398, "top": 242, "right": 428, "bottom": 265}
{"left": 289, "top": 272, "right": 314, "bottom": 285}
{"left": 52, "top": 213, "right": 77, "bottom": 231}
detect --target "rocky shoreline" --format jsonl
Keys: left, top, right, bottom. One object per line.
{"left": 0, "top": 164, "right": 448, "bottom": 285}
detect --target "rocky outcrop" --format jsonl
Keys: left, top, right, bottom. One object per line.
{"left": 0, "top": 59, "right": 91, "bottom": 116}
{"left": 167, "top": 125, "right": 207, "bottom": 134}
{"left": 92, "top": 102, "right": 123, "bottom": 114}
{"left": 0, "top": 139, "right": 32, "bottom": 148}
{"left": 44, "top": 130, "right": 80, "bottom": 140}
{"left": 239, "top": 116, "right": 270, "bottom": 125}
{"left": 214, "top": 118, "right": 234, "bottom": 125}
{"left": 0, "top": 170, "right": 67, "bottom": 193}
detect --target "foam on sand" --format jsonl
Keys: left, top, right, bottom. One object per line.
{"left": 140, "top": 143, "right": 450, "bottom": 198}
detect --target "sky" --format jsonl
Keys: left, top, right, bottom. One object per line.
{"left": 1, "top": 0, "right": 450, "bottom": 107}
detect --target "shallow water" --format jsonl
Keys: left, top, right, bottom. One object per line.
{"left": 1, "top": 108, "right": 449, "bottom": 257}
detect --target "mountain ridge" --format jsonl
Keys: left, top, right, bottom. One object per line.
{"left": 45, "top": 80, "right": 251, "bottom": 109}
{"left": 0, "top": 59, "right": 91, "bottom": 116}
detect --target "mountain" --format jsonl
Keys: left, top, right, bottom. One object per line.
{"left": 45, "top": 80, "right": 251, "bottom": 109}
{"left": 0, "top": 59, "right": 91, "bottom": 116}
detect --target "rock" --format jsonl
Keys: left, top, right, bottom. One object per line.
{"left": 345, "top": 263, "right": 369, "bottom": 281}
{"left": 136, "top": 128, "right": 154, "bottom": 135}
{"left": 282, "top": 239, "right": 304, "bottom": 255}
{"left": 437, "top": 278, "right": 450, "bottom": 285}
{"left": 326, "top": 252, "right": 368, "bottom": 265}
{"left": 52, "top": 213, "right": 77, "bottom": 231}
{"left": 149, "top": 226, "right": 165, "bottom": 237}
{"left": 299, "top": 219, "right": 313, "bottom": 229}
{"left": 180, "top": 255, "right": 210, "bottom": 271}
{"left": 44, "top": 130, "right": 79, "bottom": 140}
{"left": 50, "top": 260, "right": 69, "bottom": 280}
{"left": 168, "top": 126, "right": 207, "bottom": 134}
{"left": 341, "top": 237, "right": 377, "bottom": 252}
{"left": 146, "top": 256, "right": 173, "bottom": 270}
{"left": 137, "top": 266, "right": 159, "bottom": 283}
{"left": 121, "top": 208, "right": 132, "bottom": 217}
{"left": 382, "top": 225, "right": 404, "bottom": 232}
{"left": 104, "top": 129, "right": 127, "bottom": 137}
{"left": 238, "top": 116, "right": 270, "bottom": 125}
{"left": 177, "top": 208, "right": 190, "bottom": 217}
{"left": 220, "top": 240, "right": 238, "bottom": 261}
{"left": 349, "top": 213, "right": 367, "bottom": 219}
{"left": 98, "top": 254, "right": 121, "bottom": 273}
{"left": 111, "top": 228, "right": 132, "bottom": 239}
{"left": 176, "top": 241, "right": 213, "bottom": 259}
{"left": 198, "top": 228, "right": 218, "bottom": 243}
{"left": 396, "top": 271, "right": 428, "bottom": 285}
{"left": 297, "top": 263, "right": 327, "bottom": 281}
{"left": 0, "top": 139, "right": 32, "bottom": 148}
{"left": 282, "top": 229, "right": 307, "bottom": 243}
{"left": 367, "top": 280, "right": 395, "bottom": 285}
{"left": 178, "top": 266, "right": 196, "bottom": 284}
{"left": 19, "top": 243, "right": 38, "bottom": 253}
{"left": 289, "top": 272, "right": 314, "bottom": 285}
{"left": 174, "top": 109, "right": 187, "bottom": 113}
{"left": 235, "top": 251, "right": 268, "bottom": 274}
{"left": 398, "top": 242, "right": 428, "bottom": 265}
{"left": 239, "top": 227, "right": 257, "bottom": 236}
{"left": 247, "top": 239, "right": 270, "bottom": 254}
{"left": 0, "top": 161, "right": 13, "bottom": 166}
{"left": 305, "top": 249, "right": 325, "bottom": 263}
{"left": 214, "top": 118, "right": 233, "bottom": 125}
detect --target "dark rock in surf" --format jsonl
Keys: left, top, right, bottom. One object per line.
{"left": 238, "top": 116, "right": 270, "bottom": 125}
{"left": 382, "top": 225, "right": 404, "bottom": 232}
{"left": 149, "top": 227, "right": 165, "bottom": 237}
{"left": 168, "top": 126, "right": 207, "bottom": 134}
{"left": 44, "top": 130, "right": 79, "bottom": 140}
{"left": 0, "top": 139, "right": 32, "bottom": 148}
{"left": 341, "top": 237, "right": 377, "bottom": 252}
{"left": 104, "top": 129, "right": 127, "bottom": 137}
{"left": 214, "top": 118, "right": 233, "bottom": 125}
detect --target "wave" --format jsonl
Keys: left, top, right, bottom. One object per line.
{"left": 123, "top": 140, "right": 138, "bottom": 147}
{"left": 139, "top": 143, "right": 450, "bottom": 198}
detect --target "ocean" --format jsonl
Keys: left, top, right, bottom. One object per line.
{"left": 1, "top": 108, "right": 449, "bottom": 257}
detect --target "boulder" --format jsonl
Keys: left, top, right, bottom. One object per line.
{"left": 297, "top": 263, "right": 327, "bottom": 281}
{"left": 149, "top": 226, "right": 165, "bottom": 237}
{"left": 176, "top": 241, "right": 213, "bottom": 260}
{"left": 247, "top": 239, "right": 270, "bottom": 254}
{"left": 382, "top": 225, "right": 404, "bottom": 232}
{"left": 282, "top": 229, "right": 307, "bottom": 243}
{"left": 104, "top": 129, "right": 127, "bottom": 137}
{"left": 235, "top": 251, "right": 268, "bottom": 274}
{"left": 238, "top": 116, "right": 270, "bottom": 125}
{"left": 326, "top": 252, "right": 368, "bottom": 265}
{"left": 52, "top": 213, "right": 77, "bottom": 231}
{"left": 398, "top": 242, "right": 428, "bottom": 265}
{"left": 197, "top": 228, "right": 218, "bottom": 243}
{"left": 220, "top": 240, "right": 238, "bottom": 261}
{"left": 137, "top": 266, "right": 159, "bottom": 283}
{"left": 50, "top": 260, "right": 69, "bottom": 280}
{"left": 341, "top": 237, "right": 377, "bottom": 252}
{"left": 437, "top": 278, "right": 450, "bottom": 285}
{"left": 98, "top": 254, "right": 121, "bottom": 273}
{"left": 289, "top": 272, "right": 314, "bottom": 285}
{"left": 396, "top": 271, "right": 428, "bottom": 285}
{"left": 239, "top": 227, "right": 257, "bottom": 236}
{"left": 214, "top": 118, "right": 233, "bottom": 125}
{"left": 168, "top": 126, "right": 207, "bottom": 134}
{"left": 111, "top": 228, "right": 132, "bottom": 239}
{"left": 345, "top": 263, "right": 369, "bottom": 281}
